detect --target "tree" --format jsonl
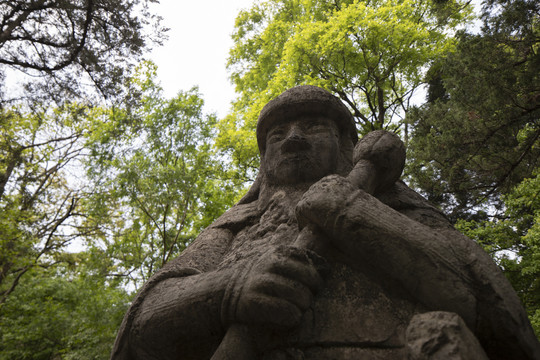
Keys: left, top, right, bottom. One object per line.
{"left": 0, "top": 265, "right": 130, "bottom": 360}
{"left": 405, "top": 0, "right": 539, "bottom": 332}
{"left": 0, "top": 0, "right": 165, "bottom": 305}
{"left": 0, "top": 105, "right": 86, "bottom": 306}
{"left": 80, "top": 62, "right": 239, "bottom": 288}
{"left": 0, "top": 61, "right": 238, "bottom": 357}
{"left": 0, "top": 62, "right": 239, "bottom": 357}
{"left": 218, "top": 0, "right": 471, "bottom": 179}
{"left": 456, "top": 171, "right": 540, "bottom": 337}
{"left": 0, "top": 0, "right": 166, "bottom": 104}
{"left": 406, "top": 0, "right": 540, "bottom": 220}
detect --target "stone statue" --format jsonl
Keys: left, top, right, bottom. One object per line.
{"left": 111, "top": 86, "right": 540, "bottom": 360}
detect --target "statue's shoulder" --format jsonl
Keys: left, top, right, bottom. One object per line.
{"left": 211, "top": 200, "right": 261, "bottom": 233}
{"left": 377, "top": 181, "right": 453, "bottom": 230}
{"left": 161, "top": 200, "right": 262, "bottom": 273}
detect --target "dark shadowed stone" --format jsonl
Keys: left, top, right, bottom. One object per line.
{"left": 406, "top": 312, "right": 489, "bottom": 360}
{"left": 111, "top": 86, "right": 540, "bottom": 360}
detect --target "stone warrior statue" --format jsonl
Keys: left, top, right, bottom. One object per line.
{"left": 111, "top": 86, "right": 540, "bottom": 359}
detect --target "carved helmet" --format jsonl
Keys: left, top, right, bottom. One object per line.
{"left": 256, "top": 85, "right": 358, "bottom": 154}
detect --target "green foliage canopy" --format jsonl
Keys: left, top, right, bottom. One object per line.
{"left": 219, "top": 0, "right": 471, "bottom": 178}
{"left": 0, "top": 266, "right": 130, "bottom": 360}
{"left": 80, "top": 62, "right": 239, "bottom": 288}
{"left": 456, "top": 171, "right": 540, "bottom": 336}
{"left": 0, "top": 62, "right": 239, "bottom": 358}
{"left": 406, "top": 0, "right": 540, "bottom": 219}
{"left": 405, "top": 0, "right": 540, "bottom": 336}
{"left": 0, "top": 105, "right": 85, "bottom": 306}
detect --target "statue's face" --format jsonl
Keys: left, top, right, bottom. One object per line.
{"left": 263, "top": 116, "right": 340, "bottom": 185}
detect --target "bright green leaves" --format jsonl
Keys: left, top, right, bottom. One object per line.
{"left": 81, "top": 62, "right": 238, "bottom": 288}
{"left": 276, "top": 0, "right": 456, "bottom": 124}
{"left": 0, "top": 105, "right": 86, "bottom": 307}
{"left": 221, "top": 0, "right": 472, "bottom": 179}
{"left": 1, "top": 61, "right": 240, "bottom": 357}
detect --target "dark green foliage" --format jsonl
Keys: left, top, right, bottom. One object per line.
{"left": 406, "top": 0, "right": 540, "bottom": 220}
{"left": 0, "top": 0, "right": 166, "bottom": 104}
{"left": 0, "top": 267, "right": 130, "bottom": 360}
{"left": 456, "top": 172, "right": 540, "bottom": 336}
{"left": 406, "top": 0, "right": 540, "bottom": 335}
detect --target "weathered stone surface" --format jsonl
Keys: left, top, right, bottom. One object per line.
{"left": 406, "top": 312, "right": 489, "bottom": 360}
{"left": 111, "top": 85, "right": 540, "bottom": 360}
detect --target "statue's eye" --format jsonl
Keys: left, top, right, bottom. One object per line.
{"left": 267, "top": 128, "right": 285, "bottom": 143}
{"left": 305, "top": 123, "right": 330, "bottom": 134}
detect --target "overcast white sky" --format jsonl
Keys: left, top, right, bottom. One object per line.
{"left": 148, "top": 1, "right": 256, "bottom": 118}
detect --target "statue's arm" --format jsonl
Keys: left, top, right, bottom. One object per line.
{"left": 112, "top": 220, "right": 324, "bottom": 360}
{"left": 127, "top": 268, "right": 233, "bottom": 359}
{"left": 110, "top": 226, "right": 235, "bottom": 360}
{"left": 297, "top": 175, "right": 540, "bottom": 360}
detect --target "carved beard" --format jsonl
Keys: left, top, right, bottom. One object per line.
{"left": 264, "top": 153, "right": 326, "bottom": 185}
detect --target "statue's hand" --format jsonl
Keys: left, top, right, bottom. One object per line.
{"left": 296, "top": 130, "right": 406, "bottom": 244}
{"left": 348, "top": 130, "right": 405, "bottom": 193}
{"left": 222, "top": 245, "right": 325, "bottom": 329}
{"left": 296, "top": 174, "right": 356, "bottom": 231}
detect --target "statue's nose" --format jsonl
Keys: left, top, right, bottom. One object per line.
{"left": 281, "top": 128, "right": 310, "bottom": 153}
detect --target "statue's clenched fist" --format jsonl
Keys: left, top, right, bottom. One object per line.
{"left": 222, "top": 245, "right": 326, "bottom": 329}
